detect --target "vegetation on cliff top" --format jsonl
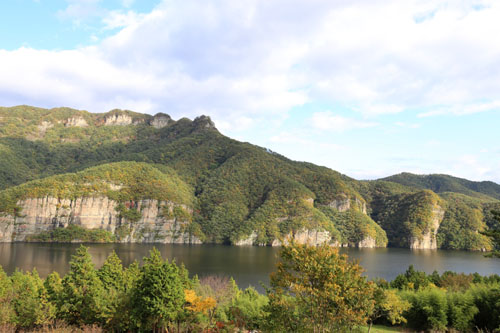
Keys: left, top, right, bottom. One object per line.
{"left": 0, "top": 161, "right": 194, "bottom": 215}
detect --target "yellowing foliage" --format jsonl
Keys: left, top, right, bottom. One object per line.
{"left": 184, "top": 289, "right": 217, "bottom": 314}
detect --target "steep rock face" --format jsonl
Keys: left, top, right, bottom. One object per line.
{"left": 0, "top": 196, "right": 200, "bottom": 244}
{"left": 328, "top": 195, "right": 367, "bottom": 214}
{"left": 270, "top": 229, "right": 333, "bottom": 246}
{"left": 104, "top": 114, "right": 135, "bottom": 126}
{"left": 64, "top": 117, "right": 88, "bottom": 127}
{"left": 357, "top": 236, "right": 376, "bottom": 248}
{"left": 409, "top": 205, "right": 445, "bottom": 249}
{"left": 150, "top": 113, "right": 172, "bottom": 129}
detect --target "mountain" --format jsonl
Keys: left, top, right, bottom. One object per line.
{"left": 382, "top": 172, "right": 500, "bottom": 201}
{"left": 0, "top": 105, "right": 498, "bottom": 251}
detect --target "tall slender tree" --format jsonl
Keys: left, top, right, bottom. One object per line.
{"left": 131, "top": 248, "right": 185, "bottom": 332}
{"left": 59, "top": 245, "right": 106, "bottom": 326}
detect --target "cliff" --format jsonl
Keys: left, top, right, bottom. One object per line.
{"left": 0, "top": 196, "right": 201, "bottom": 244}
{"left": 409, "top": 204, "right": 445, "bottom": 249}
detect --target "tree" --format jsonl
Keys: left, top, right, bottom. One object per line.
{"left": 131, "top": 248, "right": 185, "bottom": 332}
{"left": 10, "top": 269, "right": 56, "bottom": 328}
{"left": 0, "top": 265, "right": 14, "bottom": 325}
{"left": 59, "top": 245, "right": 106, "bottom": 326}
{"left": 97, "top": 251, "right": 127, "bottom": 330}
{"left": 367, "top": 288, "right": 410, "bottom": 333}
{"left": 265, "top": 242, "right": 375, "bottom": 332}
{"left": 482, "top": 210, "right": 500, "bottom": 257}
{"left": 391, "top": 265, "right": 430, "bottom": 290}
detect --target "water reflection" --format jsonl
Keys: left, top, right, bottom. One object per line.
{"left": 1, "top": 243, "right": 499, "bottom": 292}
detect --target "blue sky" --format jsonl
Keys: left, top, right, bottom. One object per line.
{"left": 1, "top": 0, "right": 499, "bottom": 182}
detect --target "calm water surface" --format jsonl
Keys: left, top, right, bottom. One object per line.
{"left": 1, "top": 243, "right": 499, "bottom": 291}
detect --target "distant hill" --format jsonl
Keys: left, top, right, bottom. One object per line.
{"left": 382, "top": 173, "right": 500, "bottom": 201}
{"left": 0, "top": 105, "right": 498, "bottom": 251}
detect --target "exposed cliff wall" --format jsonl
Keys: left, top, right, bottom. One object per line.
{"left": 0, "top": 196, "right": 201, "bottom": 244}
{"left": 234, "top": 229, "right": 378, "bottom": 248}
{"left": 409, "top": 205, "right": 445, "bottom": 250}
{"left": 327, "top": 194, "right": 367, "bottom": 214}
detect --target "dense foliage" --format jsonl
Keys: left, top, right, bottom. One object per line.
{"left": 265, "top": 242, "right": 375, "bottom": 332}
{"left": 384, "top": 265, "right": 500, "bottom": 332}
{"left": 0, "top": 106, "right": 499, "bottom": 250}
{"left": 1, "top": 243, "right": 500, "bottom": 332}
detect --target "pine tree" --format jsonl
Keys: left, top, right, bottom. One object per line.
{"left": 10, "top": 269, "right": 56, "bottom": 328}
{"left": 59, "top": 245, "right": 106, "bottom": 326}
{"left": 131, "top": 248, "right": 185, "bottom": 332}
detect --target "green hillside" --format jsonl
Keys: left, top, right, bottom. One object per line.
{"left": 0, "top": 105, "right": 498, "bottom": 250}
{"left": 383, "top": 172, "right": 500, "bottom": 201}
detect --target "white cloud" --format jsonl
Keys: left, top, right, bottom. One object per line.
{"left": 57, "top": 0, "right": 103, "bottom": 22}
{"left": 102, "top": 10, "right": 144, "bottom": 30}
{"left": 311, "top": 112, "right": 377, "bottom": 132}
{"left": 3, "top": 0, "right": 500, "bottom": 128}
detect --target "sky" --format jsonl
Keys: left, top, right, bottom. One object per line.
{"left": 1, "top": 0, "right": 499, "bottom": 183}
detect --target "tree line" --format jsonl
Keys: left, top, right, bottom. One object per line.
{"left": 1, "top": 241, "right": 500, "bottom": 332}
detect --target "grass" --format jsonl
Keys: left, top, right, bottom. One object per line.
{"left": 360, "top": 324, "right": 404, "bottom": 332}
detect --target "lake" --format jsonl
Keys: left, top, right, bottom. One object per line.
{"left": 1, "top": 243, "right": 499, "bottom": 292}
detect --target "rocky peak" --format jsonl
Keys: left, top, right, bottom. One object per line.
{"left": 150, "top": 113, "right": 172, "bottom": 129}
{"left": 192, "top": 115, "right": 216, "bottom": 130}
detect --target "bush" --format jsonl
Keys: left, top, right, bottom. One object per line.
{"left": 401, "top": 288, "right": 448, "bottom": 331}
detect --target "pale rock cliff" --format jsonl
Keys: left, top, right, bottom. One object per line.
{"left": 328, "top": 194, "right": 367, "bottom": 214}
{"left": 0, "top": 196, "right": 200, "bottom": 244}
{"left": 103, "top": 114, "right": 144, "bottom": 126}
{"left": 409, "top": 205, "right": 445, "bottom": 250}
{"left": 64, "top": 117, "right": 88, "bottom": 127}
{"left": 269, "top": 229, "right": 332, "bottom": 247}
{"left": 150, "top": 113, "right": 172, "bottom": 129}
{"left": 357, "top": 236, "right": 376, "bottom": 248}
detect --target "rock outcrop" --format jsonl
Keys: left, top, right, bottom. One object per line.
{"left": 328, "top": 194, "right": 367, "bottom": 214}
{"left": 0, "top": 196, "right": 200, "bottom": 244}
{"left": 270, "top": 229, "right": 333, "bottom": 247}
{"left": 357, "top": 236, "right": 376, "bottom": 248}
{"left": 104, "top": 114, "right": 135, "bottom": 126}
{"left": 64, "top": 116, "right": 88, "bottom": 127}
{"left": 150, "top": 113, "right": 172, "bottom": 129}
{"left": 409, "top": 205, "right": 445, "bottom": 250}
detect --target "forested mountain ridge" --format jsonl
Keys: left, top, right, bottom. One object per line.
{"left": 383, "top": 172, "right": 500, "bottom": 201}
{"left": 0, "top": 106, "right": 498, "bottom": 251}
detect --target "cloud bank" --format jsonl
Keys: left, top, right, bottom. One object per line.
{"left": 2, "top": 0, "right": 500, "bottom": 123}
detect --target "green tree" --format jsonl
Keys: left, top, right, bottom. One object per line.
{"left": 131, "top": 248, "right": 185, "bottom": 332}
{"left": 367, "top": 288, "right": 410, "bottom": 333}
{"left": 97, "top": 251, "right": 127, "bottom": 330}
{"left": 391, "top": 265, "right": 430, "bottom": 290}
{"left": 228, "top": 286, "right": 269, "bottom": 330}
{"left": 59, "top": 245, "right": 106, "bottom": 326}
{"left": 402, "top": 288, "right": 448, "bottom": 331}
{"left": 0, "top": 265, "right": 14, "bottom": 325}
{"left": 482, "top": 210, "right": 500, "bottom": 257}
{"left": 10, "top": 269, "right": 56, "bottom": 328}
{"left": 265, "top": 242, "right": 375, "bottom": 332}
